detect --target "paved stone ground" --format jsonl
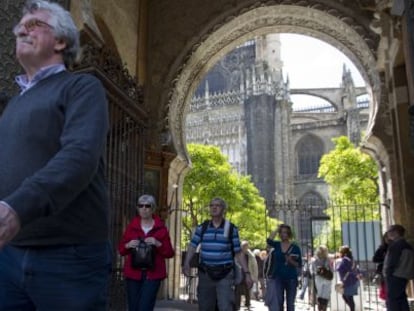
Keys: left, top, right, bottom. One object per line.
{"left": 154, "top": 297, "right": 392, "bottom": 311}
{"left": 154, "top": 298, "right": 315, "bottom": 311}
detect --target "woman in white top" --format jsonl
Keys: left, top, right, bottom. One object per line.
{"left": 311, "top": 245, "right": 333, "bottom": 311}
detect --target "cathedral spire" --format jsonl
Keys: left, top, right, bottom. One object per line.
{"left": 204, "top": 80, "right": 210, "bottom": 109}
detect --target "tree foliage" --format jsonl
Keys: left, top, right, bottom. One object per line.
{"left": 318, "top": 136, "right": 379, "bottom": 202}
{"left": 181, "top": 144, "right": 276, "bottom": 249}
{"left": 317, "top": 136, "right": 380, "bottom": 251}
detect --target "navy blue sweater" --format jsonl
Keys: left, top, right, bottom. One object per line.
{"left": 0, "top": 71, "right": 109, "bottom": 246}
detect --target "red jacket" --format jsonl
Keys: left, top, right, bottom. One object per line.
{"left": 118, "top": 215, "right": 174, "bottom": 280}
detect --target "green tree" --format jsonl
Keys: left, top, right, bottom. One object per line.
{"left": 318, "top": 136, "right": 379, "bottom": 202}
{"left": 182, "top": 144, "right": 276, "bottom": 249}
{"left": 317, "top": 136, "right": 380, "bottom": 250}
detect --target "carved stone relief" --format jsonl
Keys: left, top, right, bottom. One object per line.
{"left": 76, "top": 33, "right": 144, "bottom": 107}
{"left": 0, "top": 0, "right": 26, "bottom": 99}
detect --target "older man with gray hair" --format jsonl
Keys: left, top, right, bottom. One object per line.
{"left": 0, "top": 1, "right": 111, "bottom": 309}
{"left": 183, "top": 197, "right": 253, "bottom": 311}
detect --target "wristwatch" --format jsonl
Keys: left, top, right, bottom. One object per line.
{"left": 244, "top": 271, "right": 250, "bottom": 274}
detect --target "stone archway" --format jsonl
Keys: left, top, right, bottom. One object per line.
{"left": 168, "top": 3, "right": 381, "bottom": 165}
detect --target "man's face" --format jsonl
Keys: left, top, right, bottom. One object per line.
{"left": 386, "top": 230, "right": 397, "bottom": 241}
{"left": 209, "top": 201, "right": 224, "bottom": 217}
{"left": 14, "top": 10, "right": 65, "bottom": 69}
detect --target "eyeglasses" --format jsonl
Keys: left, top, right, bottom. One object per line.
{"left": 209, "top": 204, "right": 222, "bottom": 208}
{"left": 137, "top": 204, "right": 152, "bottom": 209}
{"left": 13, "top": 18, "right": 54, "bottom": 36}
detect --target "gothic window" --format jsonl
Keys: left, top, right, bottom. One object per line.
{"left": 300, "top": 192, "right": 326, "bottom": 210}
{"left": 296, "top": 135, "right": 324, "bottom": 177}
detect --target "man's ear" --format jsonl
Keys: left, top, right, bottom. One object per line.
{"left": 54, "top": 38, "right": 67, "bottom": 53}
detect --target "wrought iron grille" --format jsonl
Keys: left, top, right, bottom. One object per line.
{"left": 179, "top": 199, "right": 386, "bottom": 311}
{"left": 72, "top": 27, "right": 147, "bottom": 309}
{"left": 106, "top": 97, "right": 145, "bottom": 310}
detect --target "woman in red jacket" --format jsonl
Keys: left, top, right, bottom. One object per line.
{"left": 118, "top": 194, "right": 174, "bottom": 311}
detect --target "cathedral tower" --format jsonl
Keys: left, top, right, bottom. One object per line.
{"left": 244, "top": 34, "right": 293, "bottom": 202}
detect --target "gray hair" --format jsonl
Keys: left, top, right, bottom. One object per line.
{"left": 22, "top": 0, "right": 80, "bottom": 67}
{"left": 315, "top": 245, "right": 329, "bottom": 259}
{"left": 137, "top": 194, "right": 157, "bottom": 211}
{"left": 210, "top": 197, "right": 227, "bottom": 209}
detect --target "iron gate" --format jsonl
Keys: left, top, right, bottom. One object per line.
{"left": 179, "top": 199, "right": 388, "bottom": 310}
{"left": 73, "top": 30, "right": 148, "bottom": 310}
{"left": 265, "top": 199, "right": 385, "bottom": 310}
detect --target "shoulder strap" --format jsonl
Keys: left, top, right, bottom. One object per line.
{"left": 199, "top": 220, "right": 210, "bottom": 243}
{"left": 264, "top": 248, "right": 275, "bottom": 277}
{"left": 228, "top": 221, "right": 235, "bottom": 258}
{"left": 200, "top": 219, "right": 235, "bottom": 256}
{"left": 286, "top": 243, "right": 294, "bottom": 255}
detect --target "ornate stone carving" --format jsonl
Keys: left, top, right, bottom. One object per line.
{"left": 75, "top": 27, "right": 144, "bottom": 107}
{"left": 0, "top": 0, "right": 25, "bottom": 98}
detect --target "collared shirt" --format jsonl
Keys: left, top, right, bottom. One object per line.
{"left": 15, "top": 64, "right": 66, "bottom": 94}
{"left": 190, "top": 220, "right": 241, "bottom": 266}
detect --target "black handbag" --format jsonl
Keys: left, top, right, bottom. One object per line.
{"left": 130, "top": 239, "right": 156, "bottom": 270}
{"left": 317, "top": 266, "right": 333, "bottom": 280}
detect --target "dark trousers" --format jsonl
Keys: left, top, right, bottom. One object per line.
{"left": 126, "top": 276, "right": 161, "bottom": 311}
{"left": 235, "top": 281, "right": 250, "bottom": 309}
{"left": 386, "top": 275, "right": 409, "bottom": 311}
{"left": 0, "top": 243, "right": 111, "bottom": 311}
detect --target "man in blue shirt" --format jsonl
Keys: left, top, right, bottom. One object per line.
{"left": 183, "top": 197, "right": 252, "bottom": 311}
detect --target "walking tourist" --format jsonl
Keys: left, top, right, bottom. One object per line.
{"left": 118, "top": 194, "right": 174, "bottom": 311}
{"left": 235, "top": 240, "right": 258, "bottom": 310}
{"left": 311, "top": 245, "right": 333, "bottom": 311}
{"left": 183, "top": 197, "right": 253, "bottom": 311}
{"left": 383, "top": 224, "right": 413, "bottom": 311}
{"left": 265, "top": 224, "right": 302, "bottom": 311}
{"left": 336, "top": 245, "right": 360, "bottom": 311}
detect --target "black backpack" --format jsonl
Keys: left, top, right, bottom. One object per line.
{"left": 190, "top": 220, "right": 235, "bottom": 267}
{"left": 199, "top": 220, "right": 235, "bottom": 252}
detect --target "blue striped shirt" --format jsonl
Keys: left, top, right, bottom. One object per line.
{"left": 191, "top": 220, "right": 241, "bottom": 266}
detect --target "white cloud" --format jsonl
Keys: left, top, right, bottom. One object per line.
{"left": 281, "top": 34, "right": 365, "bottom": 88}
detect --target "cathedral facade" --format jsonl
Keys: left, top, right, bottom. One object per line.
{"left": 186, "top": 35, "right": 369, "bottom": 207}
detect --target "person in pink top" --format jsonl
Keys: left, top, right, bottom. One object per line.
{"left": 118, "top": 194, "right": 174, "bottom": 311}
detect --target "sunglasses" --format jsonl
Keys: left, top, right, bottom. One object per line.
{"left": 13, "top": 18, "right": 54, "bottom": 36}
{"left": 137, "top": 204, "right": 152, "bottom": 209}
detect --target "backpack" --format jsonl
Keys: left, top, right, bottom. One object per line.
{"left": 393, "top": 247, "right": 414, "bottom": 280}
{"left": 198, "top": 219, "right": 243, "bottom": 285}
{"left": 199, "top": 219, "right": 235, "bottom": 251}
{"left": 130, "top": 238, "right": 156, "bottom": 270}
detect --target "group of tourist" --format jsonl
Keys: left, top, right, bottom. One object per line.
{"left": 0, "top": 1, "right": 411, "bottom": 310}
{"left": 296, "top": 225, "right": 413, "bottom": 311}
